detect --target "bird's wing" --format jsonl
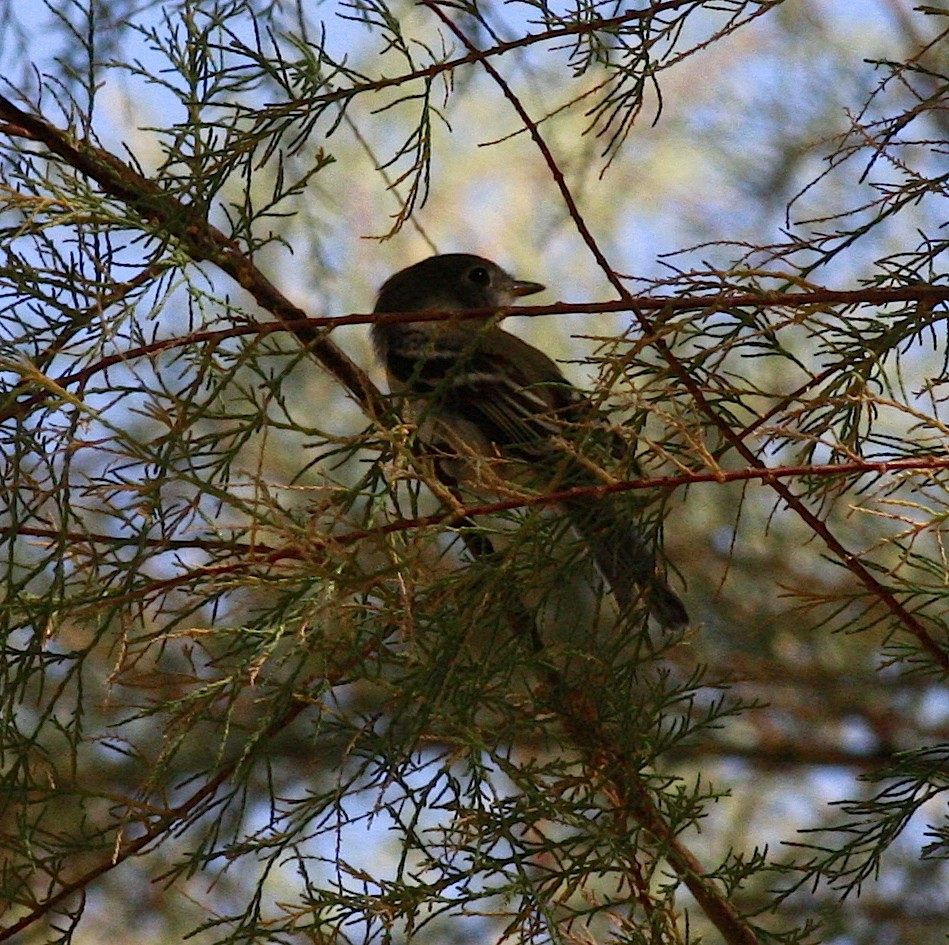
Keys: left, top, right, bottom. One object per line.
{"left": 434, "top": 326, "right": 584, "bottom": 456}
{"left": 386, "top": 323, "right": 629, "bottom": 464}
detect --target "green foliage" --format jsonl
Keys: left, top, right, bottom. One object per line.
{"left": 1, "top": 2, "right": 947, "bottom": 944}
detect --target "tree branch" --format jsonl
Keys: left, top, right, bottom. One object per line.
{"left": 0, "top": 92, "right": 382, "bottom": 416}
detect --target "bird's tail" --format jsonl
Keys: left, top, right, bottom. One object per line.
{"left": 564, "top": 493, "right": 688, "bottom": 629}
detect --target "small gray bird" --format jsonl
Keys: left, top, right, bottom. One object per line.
{"left": 371, "top": 253, "right": 687, "bottom": 629}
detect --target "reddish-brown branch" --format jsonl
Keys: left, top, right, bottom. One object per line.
{"left": 7, "top": 452, "right": 949, "bottom": 564}
{"left": 8, "top": 453, "right": 945, "bottom": 682}
{"left": 7, "top": 453, "right": 949, "bottom": 632}
{"left": 3, "top": 281, "right": 946, "bottom": 425}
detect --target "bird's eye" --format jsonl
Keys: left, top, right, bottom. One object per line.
{"left": 467, "top": 266, "right": 491, "bottom": 286}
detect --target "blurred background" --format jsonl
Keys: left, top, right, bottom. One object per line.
{"left": 1, "top": 1, "right": 947, "bottom": 943}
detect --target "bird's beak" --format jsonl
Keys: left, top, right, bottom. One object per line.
{"left": 509, "top": 279, "right": 545, "bottom": 298}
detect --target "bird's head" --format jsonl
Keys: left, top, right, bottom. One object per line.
{"left": 373, "top": 254, "right": 545, "bottom": 314}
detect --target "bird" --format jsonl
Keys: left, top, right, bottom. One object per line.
{"left": 371, "top": 253, "right": 687, "bottom": 630}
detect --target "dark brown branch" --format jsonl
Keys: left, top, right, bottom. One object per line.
{"left": 0, "top": 93, "right": 382, "bottom": 417}
{"left": 550, "top": 682, "right": 762, "bottom": 945}
{"left": 242, "top": 0, "right": 709, "bottom": 117}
